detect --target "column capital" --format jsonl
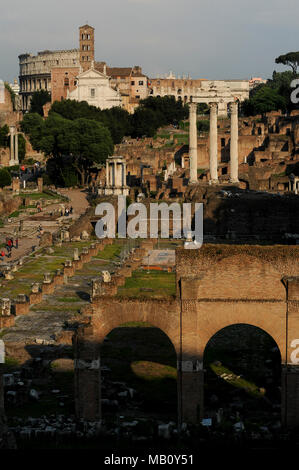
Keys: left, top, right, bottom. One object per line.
{"left": 209, "top": 102, "right": 218, "bottom": 112}
{"left": 189, "top": 102, "right": 197, "bottom": 112}
{"left": 229, "top": 101, "right": 238, "bottom": 114}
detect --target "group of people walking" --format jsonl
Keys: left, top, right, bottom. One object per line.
{"left": 0, "top": 237, "right": 19, "bottom": 261}
{"left": 60, "top": 206, "right": 73, "bottom": 217}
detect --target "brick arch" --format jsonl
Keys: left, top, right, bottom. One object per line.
{"left": 90, "top": 298, "right": 181, "bottom": 353}
{"left": 197, "top": 312, "right": 286, "bottom": 362}
{"left": 202, "top": 322, "right": 282, "bottom": 362}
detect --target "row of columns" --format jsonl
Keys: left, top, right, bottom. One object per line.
{"left": 9, "top": 126, "right": 19, "bottom": 167}
{"left": 106, "top": 158, "right": 127, "bottom": 188}
{"left": 20, "top": 78, "right": 50, "bottom": 93}
{"left": 189, "top": 101, "right": 239, "bottom": 184}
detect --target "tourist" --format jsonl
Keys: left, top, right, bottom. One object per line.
{"left": 7, "top": 238, "right": 13, "bottom": 251}
{"left": 70, "top": 206, "right": 73, "bottom": 214}
{"left": 15, "top": 238, "right": 19, "bottom": 249}
{"left": 0, "top": 250, "right": 5, "bottom": 261}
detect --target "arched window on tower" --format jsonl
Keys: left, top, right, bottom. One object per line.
{"left": 64, "top": 73, "right": 69, "bottom": 87}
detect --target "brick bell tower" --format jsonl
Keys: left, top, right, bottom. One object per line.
{"left": 79, "top": 24, "right": 95, "bottom": 71}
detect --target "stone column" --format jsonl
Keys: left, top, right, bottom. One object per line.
{"left": 229, "top": 101, "right": 239, "bottom": 183}
{"left": 14, "top": 132, "right": 19, "bottom": 165}
{"left": 116, "top": 162, "right": 120, "bottom": 187}
{"left": 106, "top": 160, "right": 109, "bottom": 187}
{"left": 122, "top": 162, "right": 126, "bottom": 186}
{"left": 188, "top": 103, "right": 198, "bottom": 184}
{"left": 209, "top": 103, "right": 218, "bottom": 183}
{"left": 113, "top": 161, "right": 117, "bottom": 187}
{"left": 9, "top": 126, "right": 15, "bottom": 164}
{"left": 110, "top": 163, "right": 114, "bottom": 187}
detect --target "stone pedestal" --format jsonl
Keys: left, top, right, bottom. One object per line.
{"left": 43, "top": 273, "right": 52, "bottom": 284}
{"left": 15, "top": 294, "right": 29, "bottom": 316}
{"left": 91, "top": 278, "right": 104, "bottom": 300}
{"left": 1, "top": 299, "right": 11, "bottom": 316}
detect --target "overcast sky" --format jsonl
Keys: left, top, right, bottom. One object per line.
{"left": 0, "top": 0, "right": 298, "bottom": 82}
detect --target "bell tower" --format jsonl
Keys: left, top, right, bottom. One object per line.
{"left": 79, "top": 24, "right": 95, "bottom": 71}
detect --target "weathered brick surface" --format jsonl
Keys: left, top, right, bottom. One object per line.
{"left": 15, "top": 302, "right": 30, "bottom": 316}
{"left": 0, "top": 316, "right": 15, "bottom": 328}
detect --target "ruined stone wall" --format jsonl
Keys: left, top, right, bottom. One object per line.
{"left": 0, "top": 194, "right": 21, "bottom": 216}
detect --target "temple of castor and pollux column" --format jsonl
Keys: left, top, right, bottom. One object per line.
{"left": 188, "top": 85, "right": 241, "bottom": 185}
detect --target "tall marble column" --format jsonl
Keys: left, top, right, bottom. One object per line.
{"left": 188, "top": 102, "right": 198, "bottom": 184}
{"left": 9, "top": 126, "right": 15, "bottom": 165}
{"left": 230, "top": 101, "right": 239, "bottom": 183}
{"left": 122, "top": 162, "right": 126, "bottom": 186}
{"left": 209, "top": 103, "right": 218, "bottom": 183}
{"left": 14, "top": 132, "right": 19, "bottom": 165}
{"left": 115, "top": 162, "right": 122, "bottom": 187}
{"left": 106, "top": 160, "right": 110, "bottom": 186}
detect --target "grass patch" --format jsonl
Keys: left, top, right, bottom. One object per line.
{"left": 131, "top": 361, "right": 176, "bottom": 381}
{"left": 95, "top": 243, "right": 122, "bottom": 260}
{"left": 9, "top": 210, "right": 20, "bottom": 218}
{"left": 117, "top": 270, "right": 176, "bottom": 299}
{"left": 209, "top": 363, "right": 264, "bottom": 398}
{"left": 19, "top": 192, "right": 58, "bottom": 200}
{"left": 56, "top": 297, "right": 80, "bottom": 303}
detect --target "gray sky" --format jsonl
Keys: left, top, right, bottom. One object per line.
{"left": 0, "top": 0, "right": 298, "bottom": 82}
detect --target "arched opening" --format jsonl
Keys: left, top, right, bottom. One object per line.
{"left": 100, "top": 322, "right": 177, "bottom": 423}
{"left": 203, "top": 324, "right": 281, "bottom": 433}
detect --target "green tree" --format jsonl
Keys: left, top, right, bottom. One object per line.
{"left": 21, "top": 113, "right": 45, "bottom": 150}
{"left": 18, "top": 134, "right": 26, "bottom": 162}
{"left": 0, "top": 125, "right": 9, "bottom": 147}
{"left": 50, "top": 99, "right": 131, "bottom": 144}
{"left": 139, "top": 95, "right": 189, "bottom": 127}
{"left": 197, "top": 120, "right": 210, "bottom": 132}
{"left": 130, "top": 108, "right": 159, "bottom": 138}
{"left": 197, "top": 103, "right": 209, "bottom": 115}
{"left": 0, "top": 169, "right": 12, "bottom": 188}
{"left": 26, "top": 113, "right": 114, "bottom": 185}
{"left": 242, "top": 86, "right": 287, "bottom": 116}
{"left": 275, "top": 52, "right": 299, "bottom": 74}
{"left": 29, "top": 90, "right": 51, "bottom": 116}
